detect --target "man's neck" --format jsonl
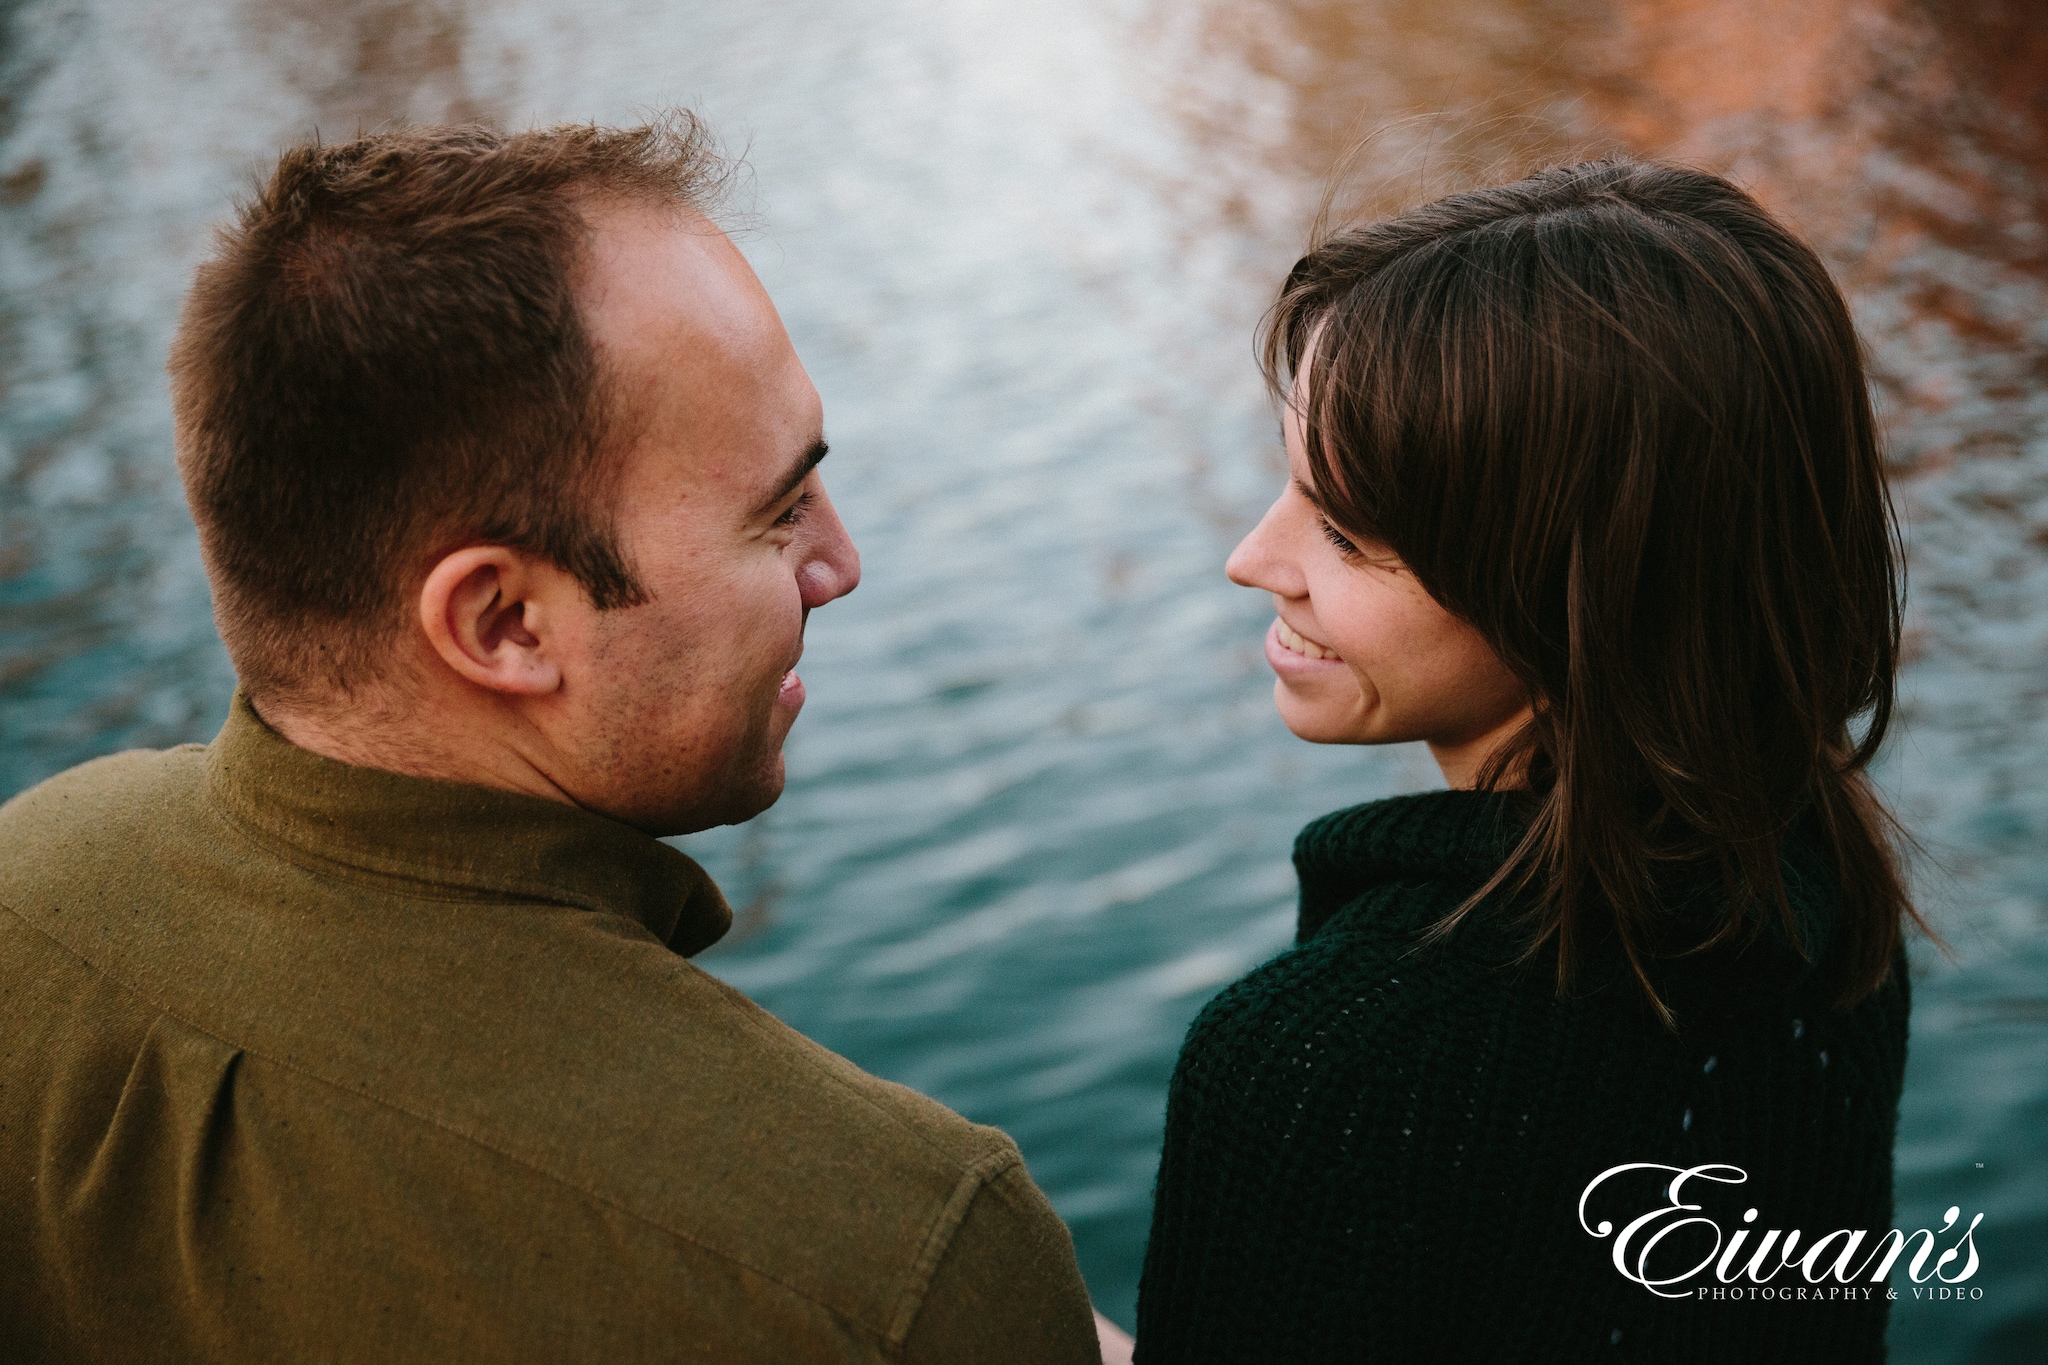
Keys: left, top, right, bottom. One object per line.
{"left": 252, "top": 688, "right": 580, "bottom": 810}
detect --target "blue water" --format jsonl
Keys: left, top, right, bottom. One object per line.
{"left": 3, "top": 0, "right": 2043, "bottom": 1355}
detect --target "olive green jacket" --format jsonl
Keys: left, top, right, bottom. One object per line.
{"left": 0, "top": 697, "right": 1099, "bottom": 1363}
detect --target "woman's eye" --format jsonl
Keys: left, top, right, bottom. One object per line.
{"left": 1317, "top": 514, "right": 1359, "bottom": 557}
{"left": 774, "top": 491, "right": 815, "bottom": 530}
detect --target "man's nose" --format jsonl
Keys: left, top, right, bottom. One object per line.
{"left": 798, "top": 496, "right": 861, "bottom": 609}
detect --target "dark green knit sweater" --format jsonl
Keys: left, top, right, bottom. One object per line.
{"left": 1135, "top": 791, "right": 1910, "bottom": 1363}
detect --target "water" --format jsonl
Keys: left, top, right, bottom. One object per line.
{"left": 2, "top": 0, "right": 2042, "bottom": 1355}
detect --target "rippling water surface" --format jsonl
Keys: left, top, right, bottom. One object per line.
{"left": 3, "top": 0, "right": 2043, "bottom": 1354}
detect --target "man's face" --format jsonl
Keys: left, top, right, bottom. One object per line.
{"left": 557, "top": 201, "right": 859, "bottom": 835}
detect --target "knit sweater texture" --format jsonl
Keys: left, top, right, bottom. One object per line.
{"left": 1135, "top": 791, "right": 1910, "bottom": 1363}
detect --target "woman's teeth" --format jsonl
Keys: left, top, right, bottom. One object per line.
{"left": 1277, "top": 619, "right": 1338, "bottom": 660}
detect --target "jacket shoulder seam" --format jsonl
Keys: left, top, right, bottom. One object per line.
{"left": 884, "top": 1144, "right": 1023, "bottom": 1347}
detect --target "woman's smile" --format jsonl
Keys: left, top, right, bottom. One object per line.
{"left": 1275, "top": 617, "right": 1340, "bottom": 660}
{"left": 1263, "top": 617, "right": 1350, "bottom": 681}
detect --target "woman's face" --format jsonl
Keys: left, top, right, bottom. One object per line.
{"left": 1225, "top": 385, "right": 1533, "bottom": 789}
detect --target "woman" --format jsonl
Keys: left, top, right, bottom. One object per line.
{"left": 1135, "top": 161, "right": 1922, "bottom": 1363}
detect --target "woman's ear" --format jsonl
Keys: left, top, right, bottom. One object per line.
{"left": 416, "top": 547, "right": 565, "bottom": 696}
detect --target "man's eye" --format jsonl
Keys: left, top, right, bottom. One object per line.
{"left": 774, "top": 491, "right": 816, "bottom": 529}
{"left": 1317, "top": 513, "right": 1359, "bottom": 557}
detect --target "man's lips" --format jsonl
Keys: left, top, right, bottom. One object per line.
{"left": 777, "top": 628, "right": 808, "bottom": 709}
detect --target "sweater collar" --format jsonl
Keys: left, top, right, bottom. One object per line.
{"left": 1294, "top": 788, "right": 1839, "bottom": 971}
{"left": 204, "top": 694, "right": 732, "bottom": 956}
{"left": 1292, "top": 790, "right": 1526, "bottom": 941}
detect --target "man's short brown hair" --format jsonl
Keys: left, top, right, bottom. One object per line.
{"left": 169, "top": 114, "right": 728, "bottom": 704}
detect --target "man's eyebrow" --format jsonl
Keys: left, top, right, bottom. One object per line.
{"left": 758, "top": 438, "right": 829, "bottom": 514}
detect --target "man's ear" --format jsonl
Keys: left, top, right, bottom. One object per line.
{"left": 417, "top": 547, "right": 567, "bottom": 696}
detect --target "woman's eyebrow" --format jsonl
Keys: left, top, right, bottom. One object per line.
{"left": 755, "top": 438, "right": 829, "bottom": 515}
{"left": 1292, "top": 474, "right": 1326, "bottom": 510}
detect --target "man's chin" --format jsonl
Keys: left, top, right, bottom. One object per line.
{"left": 720, "top": 757, "right": 787, "bottom": 828}
{"left": 640, "top": 752, "right": 786, "bottom": 838}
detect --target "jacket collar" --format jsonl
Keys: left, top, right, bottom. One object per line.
{"left": 204, "top": 694, "right": 732, "bottom": 956}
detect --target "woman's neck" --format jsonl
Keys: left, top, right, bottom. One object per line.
{"left": 1427, "top": 703, "right": 1536, "bottom": 790}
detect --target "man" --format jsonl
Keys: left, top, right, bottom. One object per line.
{"left": 0, "top": 115, "right": 1104, "bottom": 1362}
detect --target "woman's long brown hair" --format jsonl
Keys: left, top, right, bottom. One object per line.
{"left": 1264, "top": 159, "right": 1927, "bottom": 1024}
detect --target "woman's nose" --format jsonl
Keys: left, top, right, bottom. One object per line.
{"left": 1226, "top": 495, "right": 1295, "bottom": 595}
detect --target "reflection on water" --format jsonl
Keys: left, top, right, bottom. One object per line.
{"left": 250, "top": 0, "right": 483, "bottom": 128}
{"left": 2, "top": 0, "right": 2041, "bottom": 1351}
